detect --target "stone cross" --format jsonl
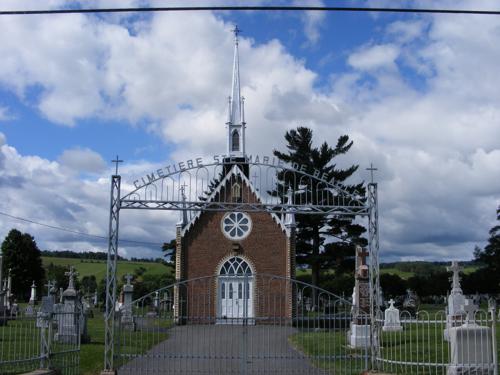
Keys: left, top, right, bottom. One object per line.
{"left": 463, "top": 300, "right": 477, "bottom": 324}
{"left": 45, "top": 280, "right": 53, "bottom": 296}
{"left": 125, "top": 273, "right": 133, "bottom": 286}
{"left": 447, "top": 261, "right": 463, "bottom": 294}
{"left": 65, "top": 266, "right": 78, "bottom": 290}
{"left": 358, "top": 248, "right": 369, "bottom": 266}
{"left": 388, "top": 299, "right": 395, "bottom": 308}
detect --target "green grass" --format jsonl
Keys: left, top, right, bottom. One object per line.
{"left": 291, "top": 318, "right": 500, "bottom": 375}
{"left": 42, "top": 257, "right": 172, "bottom": 281}
{"left": 380, "top": 268, "right": 414, "bottom": 280}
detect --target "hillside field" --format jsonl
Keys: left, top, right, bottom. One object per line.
{"left": 42, "top": 256, "right": 172, "bottom": 281}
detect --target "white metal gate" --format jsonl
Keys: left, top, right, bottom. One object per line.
{"left": 115, "top": 275, "right": 370, "bottom": 374}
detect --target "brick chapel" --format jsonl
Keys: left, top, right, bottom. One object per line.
{"left": 174, "top": 28, "right": 296, "bottom": 323}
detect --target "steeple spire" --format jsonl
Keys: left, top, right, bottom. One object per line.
{"left": 226, "top": 25, "right": 246, "bottom": 157}
{"left": 230, "top": 25, "right": 242, "bottom": 125}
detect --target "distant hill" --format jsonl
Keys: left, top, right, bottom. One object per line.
{"left": 42, "top": 256, "right": 172, "bottom": 282}
{"left": 380, "top": 260, "right": 479, "bottom": 280}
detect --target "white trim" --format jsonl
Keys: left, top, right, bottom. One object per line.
{"left": 180, "top": 165, "right": 289, "bottom": 237}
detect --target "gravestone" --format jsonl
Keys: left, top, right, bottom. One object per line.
{"left": 55, "top": 267, "right": 81, "bottom": 344}
{"left": 348, "top": 246, "right": 370, "bottom": 348}
{"left": 121, "top": 274, "right": 135, "bottom": 330}
{"left": 447, "top": 300, "right": 494, "bottom": 375}
{"left": 25, "top": 281, "right": 37, "bottom": 317}
{"left": 5, "top": 269, "right": 12, "bottom": 311}
{"left": 93, "top": 291, "right": 98, "bottom": 307}
{"left": 445, "top": 261, "right": 467, "bottom": 341}
{"left": 402, "top": 289, "right": 419, "bottom": 316}
{"left": 447, "top": 261, "right": 466, "bottom": 316}
{"left": 383, "top": 299, "right": 403, "bottom": 332}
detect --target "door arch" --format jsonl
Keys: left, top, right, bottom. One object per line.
{"left": 217, "top": 256, "right": 254, "bottom": 323}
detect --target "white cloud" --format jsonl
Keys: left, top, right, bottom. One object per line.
{"left": 0, "top": 106, "right": 13, "bottom": 121}
{"left": 293, "top": 0, "right": 326, "bottom": 45}
{"left": 348, "top": 44, "right": 400, "bottom": 71}
{"left": 0, "top": 6, "right": 499, "bottom": 263}
{"left": 58, "top": 147, "right": 107, "bottom": 173}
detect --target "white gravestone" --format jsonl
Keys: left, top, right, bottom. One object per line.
{"left": 383, "top": 299, "right": 403, "bottom": 332}
{"left": 445, "top": 261, "right": 467, "bottom": 341}
{"left": 447, "top": 261, "right": 467, "bottom": 316}
{"left": 55, "top": 267, "right": 80, "bottom": 344}
{"left": 121, "top": 274, "right": 135, "bottom": 330}
{"left": 349, "top": 246, "right": 371, "bottom": 348}
{"left": 447, "top": 301, "right": 494, "bottom": 375}
{"left": 25, "top": 281, "right": 37, "bottom": 316}
{"left": 29, "top": 280, "right": 36, "bottom": 304}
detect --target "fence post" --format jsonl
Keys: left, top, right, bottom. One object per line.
{"left": 490, "top": 299, "right": 498, "bottom": 375}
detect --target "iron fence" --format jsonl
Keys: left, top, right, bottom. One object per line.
{"left": 115, "top": 275, "right": 370, "bottom": 374}
{"left": 376, "top": 308, "right": 499, "bottom": 374}
{"left": 0, "top": 303, "right": 80, "bottom": 375}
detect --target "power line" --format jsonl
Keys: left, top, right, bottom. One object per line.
{"left": 1, "top": 6, "right": 500, "bottom": 16}
{"left": 0, "top": 210, "right": 164, "bottom": 247}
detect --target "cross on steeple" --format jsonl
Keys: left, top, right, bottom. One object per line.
{"left": 111, "top": 155, "right": 123, "bottom": 175}
{"left": 232, "top": 25, "right": 241, "bottom": 41}
{"left": 366, "top": 163, "right": 378, "bottom": 184}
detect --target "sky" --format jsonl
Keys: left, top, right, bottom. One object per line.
{"left": 0, "top": 0, "right": 499, "bottom": 262}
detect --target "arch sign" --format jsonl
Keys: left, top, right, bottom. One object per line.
{"left": 103, "top": 156, "right": 380, "bottom": 371}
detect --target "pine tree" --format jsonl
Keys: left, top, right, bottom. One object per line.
{"left": 1, "top": 229, "right": 45, "bottom": 300}
{"left": 162, "top": 239, "right": 176, "bottom": 266}
{"left": 475, "top": 206, "right": 500, "bottom": 275}
{"left": 273, "top": 127, "right": 366, "bottom": 292}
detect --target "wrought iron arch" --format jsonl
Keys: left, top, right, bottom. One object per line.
{"left": 104, "top": 156, "right": 379, "bottom": 372}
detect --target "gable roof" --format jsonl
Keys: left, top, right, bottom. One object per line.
{"left": 180, "top": 164, "right": 291, "bottom": 237}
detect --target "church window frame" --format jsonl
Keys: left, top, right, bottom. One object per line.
{"left": 231, "top": 183, "right": 241, "bottom": 202}
{"left": 231, "top": 130, "right": 240, "bottom": 151}
{"left": 219, "top": 256, "right": 253, "bottom": 276}
{"left": 221, "top": 212, "right": 252, "bottom": 240}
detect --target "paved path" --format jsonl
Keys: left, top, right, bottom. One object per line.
{"left": 118, "top": 324, "right": 328, "bottom": 374}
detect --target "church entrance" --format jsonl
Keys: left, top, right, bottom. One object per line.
{"left": 218, "top": 256, "right": 254, "bottom": 323}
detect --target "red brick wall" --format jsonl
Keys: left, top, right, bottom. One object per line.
{"left": 177, "top": 177, "right": 292, "bottom": 321}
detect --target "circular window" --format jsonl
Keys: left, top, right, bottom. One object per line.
{"left": 221, "top": 212, "right": 252, "bottom": 240}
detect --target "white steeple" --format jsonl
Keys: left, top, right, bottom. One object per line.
{"left": 226, "top": 25, "right": 246, "bottom": 157}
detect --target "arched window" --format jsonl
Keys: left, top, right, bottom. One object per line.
{"left": 232, "top": 130, "right": 240, "bottom": 151}
{"left": 231, "top": 183, "right": 241, "bottom": 201}
{"left": 219, "top": 257, "right": 252, "bottom": 276}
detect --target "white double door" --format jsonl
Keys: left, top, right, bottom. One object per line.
{"left": 219, "top": 277, "right": 253, "bottom": 320}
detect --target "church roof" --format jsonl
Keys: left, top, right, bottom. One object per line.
{"left": 180, "top": 164, "right": 291, "bottom": 237}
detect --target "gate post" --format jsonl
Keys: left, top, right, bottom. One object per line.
{"left": 368, "top": 182, "right": 380, "bottom": 370}
{"left": 103, "top": 174, "right": 121, "bottom": 373}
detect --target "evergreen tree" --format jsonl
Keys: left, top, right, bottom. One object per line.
{"left": 162, "top": 239, "right": 176, "bottom": 266}
{"left": 273, "top": 127, "right": 366, "bottom": 292}
{"left": 1, "top": 229, "right": 45, "bottom": 300}
{"left": 473, "top": 205, "right": 500, "bottom": 290}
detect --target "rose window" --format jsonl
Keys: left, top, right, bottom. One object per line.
{"left": 221, "top": 212, "right": 252, "bottom": 240}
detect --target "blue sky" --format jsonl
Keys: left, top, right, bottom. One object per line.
{"left": 0, "top": 0, "right": 499, "bottom": 261}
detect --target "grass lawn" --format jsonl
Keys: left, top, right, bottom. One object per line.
{"left": 290, "top": 317, "right": 500, "bottom": 375}
{"left": 42, "top": 257, "right": 172, "bottom": 281}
